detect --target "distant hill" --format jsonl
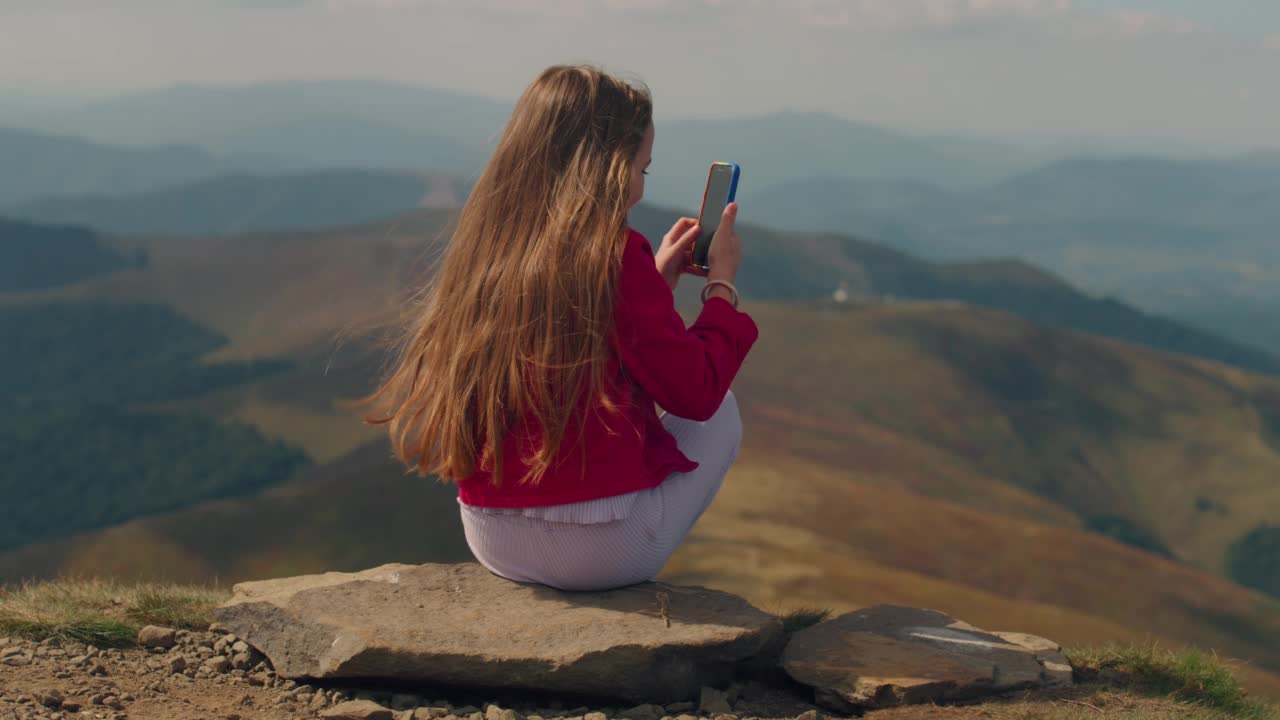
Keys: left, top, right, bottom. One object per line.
{"left": 0, "top": 126, "right": 292, "bottom": 208}
{"left": 193, "top": 113, "right": 483, "bottom": 177}
{"left": 645, "top": 111, "right": 1051, "bottom": 210}
{"left": 11, "top": 197, "right": 1273, "bottom": 378}
{"left": 729, "top": 301, "right": 1280, "bottom": 578}
{"left": 0, "top": 301, "right": 305, "bottom": 551}
{"left": 12, "top": 79, "right": 1066, "bottom": 212}
{"left": 9, "top": 168, "right": 463, "bottom": 238}
{"left": 747, "top": 155, "right": 1280, "bottom": 241}
{"left": 8, "top": 202, "right": 1280, "bottom": 566}
{"left": 745, "top": 156, "right": 1280, "bottom": 356}
{"left": 975, "top": 156, "right": 1280, "bottom": 231}
{"left": 8, "top": 194, "right": 1270, "bottom": 377}
{"left": 0, "top": 216, "right": 143, "bottom": 291}
{"left": 634, "top": 205, "right": 1280, "bottom": 376}
{"left": 17, "top": 78, "right": 513, "bottom": 152}
{"left": 0, "top": 437, "right": 469, "bottom": 583}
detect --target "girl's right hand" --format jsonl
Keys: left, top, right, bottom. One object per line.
{"left": 707, "top": 202, "right": 742, "bottom": 284}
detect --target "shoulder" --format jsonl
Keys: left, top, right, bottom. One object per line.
{"left": 617, "top": 227, "right": 666, "bottom": 302}
{"left": 625, "top": 227, "right": 654, "bottom": 258}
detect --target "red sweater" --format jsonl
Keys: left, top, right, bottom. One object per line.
{"left": 456, "top": 227, "right": 759, "bottom": 507}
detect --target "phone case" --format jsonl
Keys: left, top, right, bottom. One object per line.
{"left": 685, "top": 161, "right": 740, "bottom": 277}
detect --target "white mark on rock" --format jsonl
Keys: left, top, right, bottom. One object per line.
{"left": 905, "top": 626, "right": 1005, "bottom": 651}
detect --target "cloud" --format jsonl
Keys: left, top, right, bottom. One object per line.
{"left": 317, "top": 0, "right": 657, "bottom": 13}
{"left": 313, "top": 0, "right": 1071, "bottom": 25}
{"left": 308, "top": 0, "right": 1209, "bottom": 40}
{"left": 778, "top": 0, "right": 1073, "bottom": 30}
{"left": 224, "top": 0, "right": 314, "bottom": 7}
{"left": 1082, "top": 8, "right": 1204, "bottom": 38}
{"left": 1265, "top": 33, "right": 1280, "bottom": 52}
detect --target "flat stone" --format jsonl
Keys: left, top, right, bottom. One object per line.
{"left": 392, "top": 694, "right": 421, "bottom": 711}
{"left": 781, "top": 605, "right": 1068, "bottom": 711}
{"left": 990, "top": 631, "right": 1059, "bottom": 653}
{"left": 230, "top": 651, "right": 256, "bottom": 670}
{"left": 698, "top": 687, "right": 733, "bottom": 715}
{"left": 213, "top": 562, "right": 781, "bottom": 703}
{"left": 992, "top": 631, "right": 1074, "bottom": 686}
{"left": 322, "top": 700, "right": 397, "bottom": 720}
{"left": 137, "top": 626, "right": 177, "bottom": 649}
{"left": 619, "top": 704, "right": 665, "bottom": 720}
{"left": 485, "top": 705, "right": 521, "bottom": 720}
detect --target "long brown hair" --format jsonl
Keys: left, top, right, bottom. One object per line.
{"left": 361, "top": 64, "right": 653, "bottom": 488}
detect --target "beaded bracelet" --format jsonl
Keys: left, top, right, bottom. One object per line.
{"left": 700, "top": 279, "right": 740, "bottom": 309}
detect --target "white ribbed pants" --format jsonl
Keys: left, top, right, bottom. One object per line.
{"left": 458, "top": 390, "right": 742, "bottom": 591}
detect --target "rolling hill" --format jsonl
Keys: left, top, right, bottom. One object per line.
{"left": 0, "top": 216, "right": 144, "bottom": 291}
{"left": 3, "top": 299, "right": 1280, "bottom": 699}
{"left": 13, "top": 79, "right": 1069, "bottom": 211}
{"left": 748, "top": 155, "right": 1280, "bottom": 239}
{"left": 20, "top": 78, "right": 513, "bottom": 153}
{"left": 645, "top": 111, "right": 1052, "bottom": 210}
{"left": 730, "top": 300, "right": 1280, "bottom": 578}
{"left": 8, "top": 199, "right": 1273, "bottom": 379}
{"left": 0, "top": 300, "right": 309, "bottom": 551}
{"left": 629, "top": 205, "right": 1280, "bottom": 377}
{"left": 0, "top": 438, "right": 470, "bottom": 584}
{"left": 192, "top": 113, "right": 484, "bottom": 178}
{"left": 745, "top": 156, "right": 1280, "bottom": 356}
{"left": 5, "top": 196, "right": 1280, "bottom": 693}
{"left": 9, "top": 169, "right": 463, "bottom": 238}
{"left": 7, "top": 214, "right": 1280, "bottom": 597}
{"left": 0, "top": 126, "right": 291, "bottom": 208}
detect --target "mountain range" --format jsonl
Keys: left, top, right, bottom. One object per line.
{"left": 744, "top": 155, "right": 1280, "bottom": 355}
{"left": 2, "top": 78, "right": 1069, "bottom": 212}
{"left": 4, "top": 79, "right": 1280, "bottom": 697}
{"left": 6, "top": 79, "right": 1279, "bottom": 363}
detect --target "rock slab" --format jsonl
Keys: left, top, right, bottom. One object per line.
{"left": 781, "top": 605, "right": 1074, "bottom": 711}
{"left": 213, "top": 562, "right": 782, "bottom": 703}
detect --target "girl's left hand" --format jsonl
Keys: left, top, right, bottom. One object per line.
{"left": 655, "top": 217, "right": 700, "bottom": 292}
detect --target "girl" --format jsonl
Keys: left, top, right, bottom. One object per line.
{"left": 364, "top": 64, "right": 758, "bottom": 591}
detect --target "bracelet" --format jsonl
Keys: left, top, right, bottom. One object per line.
{"left": 700, "top": 279, "right": 740, "bottom": 309}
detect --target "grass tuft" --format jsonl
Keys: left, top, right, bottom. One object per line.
{"left": 777, "top": 606, "right": 831, "bottom": 635}
{"left": 0, "top": 575, "right": 228, "bottom": 647}
{"left": 125, "top": 586, "right": 224, "bottom": 629}
{"left": 1068, "top": 642, "right": 1279, "bottom": 719}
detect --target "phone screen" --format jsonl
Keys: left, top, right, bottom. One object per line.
{"left": 692, "top": 163, "right": 736, "bottom": 269}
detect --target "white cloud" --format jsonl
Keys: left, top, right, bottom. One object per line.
{"left": 318, "top": 0, "right": 665, "bottom": 13}
{"left": 1080, "top": 8, "right": 1205, "bottom": 38}
{"left": 309, "top": 0, "right": 1210, "bottom": 41}
{"left": 779, "top": 0, "right": 1073, "bottom": 30}
{"left": 315, "top": 0, "right": 1073, "bottom": 26}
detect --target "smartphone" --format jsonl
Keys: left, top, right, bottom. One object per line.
{"left": 686, "top": 161, "right": 740, "bottom": 276}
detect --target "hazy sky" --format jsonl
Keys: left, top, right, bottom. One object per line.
{"left": 2, "top": 0, "right": 1278, "bottom": 148}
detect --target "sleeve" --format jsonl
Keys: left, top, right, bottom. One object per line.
{"left": 611, "top": 229, "right": 759, "bottom": 422}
